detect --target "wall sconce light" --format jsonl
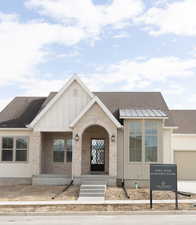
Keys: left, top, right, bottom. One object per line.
{"left": 75, "top": 134, "right": 79, "bottom": 141}
{"left": 111, "top": 134, "right": 115, "bottom": 142}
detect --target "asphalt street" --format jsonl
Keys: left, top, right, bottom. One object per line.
{"left": 0, "top": 214, "right": 196, "bottom": 225}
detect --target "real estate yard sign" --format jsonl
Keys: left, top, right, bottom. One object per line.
{"left": 150, "top": 164, "right": 178, "bottom": 209}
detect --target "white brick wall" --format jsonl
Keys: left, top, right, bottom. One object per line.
{"left": 72, "top": 103, "right": 118, "bottom": 178}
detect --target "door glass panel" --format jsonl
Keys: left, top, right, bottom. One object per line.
{"left": 91, "top": 139, "right": 105, "bottom": 171}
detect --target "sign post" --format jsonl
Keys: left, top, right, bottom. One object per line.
{"left": 150, "top": 164, "right": 178, "bottom": 209}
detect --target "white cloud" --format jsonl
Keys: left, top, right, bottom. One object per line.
{"left": 54, "top": 50, "right": 81, "bottom": 59}
{"left": 81, "top": 56, "right": 196, "bottom": 91}
{"left": 19, "top": 78, "right": 65, "bottom": 96}
{"left": 188, "top": 94, "right": 196, "bottom": 103}
{"left": 26, "top": 0, "right": 144, "bottom": 36}
{"left": 0, "top": 12, "right": 87, "bottom": 86}
{"left": 1, "top": 56, "right": 196, "bottom": 110}
{"left": 137, "top": 0, "right": 196, "bottom": 36}
{"left": 112, "top": 32, "right": 130, "bottom": 39}
{"left": 0, "top": 98, "right": 12, "bottom": 112}
{"left": 162, "top": 84, "right": 185, "bottom": 95}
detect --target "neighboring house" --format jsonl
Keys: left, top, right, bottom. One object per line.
{"left": 0, "top": 75, "right": 195, "bottom": 187}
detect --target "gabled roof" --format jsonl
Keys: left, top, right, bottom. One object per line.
{"left": 0, "top": 89, "right": 177, "bottom": 128}
{"left": 0, "top": 97, "right": 45, "bottom": 128}
{"left": 27, "top": 75, "right": 94, "bottom": 128}
{"left": 70, "top": 96, "right": 122, "bottom": 128}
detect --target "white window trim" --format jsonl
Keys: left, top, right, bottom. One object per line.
{"left": 128, "top": 119, "right": 160, "bottom": 164}
{"left": 0, "top": 136, "right": 29, "bottom": 163}
{"left": 52, "top": 136, "right": 73, "bottom": 163}
{"left": 52, "top": 139, "right": 66, "bottom": 163}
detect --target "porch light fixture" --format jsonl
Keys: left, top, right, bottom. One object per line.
{"left": 75, "top": 134, "right": 79, "bottom": 141}
{"left": 111, "top": 134, "right": 115, "bottom": 142}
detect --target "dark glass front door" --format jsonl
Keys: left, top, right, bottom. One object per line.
{"left": 91, "top": 139, "right": 105, "bottom": 172}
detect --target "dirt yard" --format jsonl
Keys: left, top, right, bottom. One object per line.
{"left": 0, "top": 185, "right": 80, "bottom": 201}
{"left": 105, "top": 187, "right": 196, "bottom": 200}
{"left": 0, "top": 185, "right": 196, "bottom": 202}
{"left": 0, "top": 185, "right": 195, "bottom": 212}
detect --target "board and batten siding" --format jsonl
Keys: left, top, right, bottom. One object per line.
{"left": 0, "top": 130, "right": 34, "bottom": 178}
{"left": 34, "top": 81, "right": 92, "bottom": 132}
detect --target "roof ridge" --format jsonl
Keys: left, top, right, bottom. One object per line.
{"left": 14, "top": 96, "right": 46, "bottom": 98}
{"left": 93, "top": 91, "right": 161, "bottom": 93}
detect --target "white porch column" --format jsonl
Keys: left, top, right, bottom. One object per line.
{"left": 72, "top": 131, "right": 82, "bottom": 180}
{"left": 30, "top": 132, "right": 42, "bottom": 175}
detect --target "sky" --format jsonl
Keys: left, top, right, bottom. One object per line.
{"left": 0, "top": 0, "right": 196, "bottom": 111}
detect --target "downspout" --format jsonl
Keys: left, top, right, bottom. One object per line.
{"left": 51, "top": 180, "right": 73, "bottom": 199}
{"left": 123, "top": 124, "right": 125, "bottom": 187}
{"left": 121, "top": 122, "right": 130, "bottom": 199}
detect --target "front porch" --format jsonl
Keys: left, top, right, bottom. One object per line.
{"left": 33, "top": 123, "right": 117, "bottom": 185}
{"left": 32, "top": 174, "right": 115, "bottom": 186}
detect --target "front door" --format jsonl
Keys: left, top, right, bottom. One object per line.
{"left": 91, "top": 139, "right": 105, "bottom": 172}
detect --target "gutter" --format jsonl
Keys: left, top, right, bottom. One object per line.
{"left": 0, "top": 128, "right": 33, "bottom": 131}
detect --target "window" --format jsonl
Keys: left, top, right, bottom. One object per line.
{"left": 129, "top": 121, "right": 142, "bottom": 162}
{"left": 16, "top": 137, "right": 28, "bottom": 161}
{"left": 2, "top": 137, "right": 14, "bottom": 161}
{"left": 145, "top": 121, "right": 158, "bottom": 162}
{"left": 66, "top": 138, "right": 72, "bottom": 162}
{"left": 129, "top": 120, "right": 160, "bottom": 162}
{"left": 1, "top": 136, "right": 28, "bottom": 162}
{"left": 53, "top": 139, "right": 65, "bottom": 162}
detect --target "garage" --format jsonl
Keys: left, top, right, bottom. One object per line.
{"left": 174, "top": 151, "right": 196, "bottom": 180}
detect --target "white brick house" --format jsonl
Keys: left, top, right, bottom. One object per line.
{"left": 0, "top": 75, "right": 195, "bottom": 186}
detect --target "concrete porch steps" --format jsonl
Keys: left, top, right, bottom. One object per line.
{"left": 80, "top": 175, "right": 109, "bottom": 185}
{"left": 32, "top": 174, "right": 71, "bottom": 186}
{"left": 78, "top": 184, "right": 106, "bottom": 201}
{"left": 78, "top": 176, "right": 107, "bottom": 201}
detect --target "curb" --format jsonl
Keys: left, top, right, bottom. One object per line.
{"left": 0, "top": 199, "right": 196, "bottom": 206}
{"left": 0, "top": 210, "right": 196, "bottom": 216}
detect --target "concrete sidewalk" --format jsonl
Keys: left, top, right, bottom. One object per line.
{"left": 178, "top": 181, "right": 196, "bottom": 194}
{"left": 2, "top": 214, "right": 196, "bottom": 225}
{"left": 0, "top": 199, "right": 195, "bottom": 206}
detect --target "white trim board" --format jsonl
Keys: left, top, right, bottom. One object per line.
{"left": 174, "top": 149, "right": 196, "bottom": 152}
{"left": 172, "top": 133, "right": 196, "bottom": 136}
{"left": 0, "top": 128, "right": 32, "bottom": 131}
{"left": 163, "top": 126, "right": 178, "bottom": 130}
{"left": 120, "top": 116, "right": 168, "bottom": 119}
{"left": 70, "top": 96, "right": 123, "bottom": 129}
{"left": 27, "top": 75, "right": 94, "bottom": 128}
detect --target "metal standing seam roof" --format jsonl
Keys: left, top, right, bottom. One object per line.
{"left": 119, "top": 109, "right": 168, "bottom": 118}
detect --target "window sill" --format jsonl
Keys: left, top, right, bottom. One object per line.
{"left": 128, "top": 162, "right": 159, "bottom": 165}
{"left": 0, "top": 161, "right": 29, "bottom": 164}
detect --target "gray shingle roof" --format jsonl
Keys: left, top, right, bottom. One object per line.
{"left": 0, "top": 97, "right": 45, "bottom": 128}
{"left": 0, "top": 91, "right": 176, "bottom": 128}
{"left": 171, "top": 110, "right": 196, "bottom": 134}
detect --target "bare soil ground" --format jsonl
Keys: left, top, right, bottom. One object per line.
{"left": 105, "top": 187, "right": 196, "bottom": 200}
{"left": 0, "top": 185, "right": 80, "bottom": 201}
{"left": 0, "top": 185, "right": 195, "bottom": 212}
{"left": 0, "top": 185, "right": 195, "bottom": 203}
